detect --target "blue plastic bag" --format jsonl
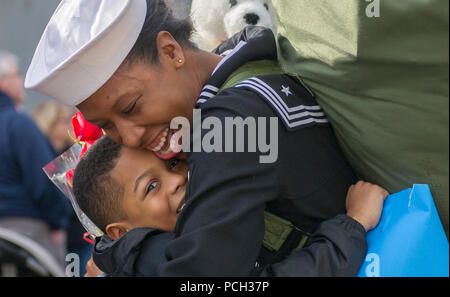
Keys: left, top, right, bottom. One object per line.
{"left": 357, "top": 184, "right": 449, "bottom": 277}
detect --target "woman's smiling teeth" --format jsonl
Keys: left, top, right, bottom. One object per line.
{"left": 152, "top": 128, "right": 181, "bottom": 160}
{"left": 152, "top": 128, "right": 169, "bottom": 152}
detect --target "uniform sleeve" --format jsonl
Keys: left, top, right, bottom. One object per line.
{"left": 136, "top": 232, "right": 175, "bottom": 277}
{"left": 10, "top": 114, "right": 72, "bottom": 230}
{"left": 158, "top": 95, "right": 280, "bottom": 276}
{"left": 257, "top": 215, "right": 368, "bottom": 277}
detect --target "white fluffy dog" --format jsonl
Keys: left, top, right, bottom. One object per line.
{"left": 190, "top": 0, "right": 278, "bottom": 51}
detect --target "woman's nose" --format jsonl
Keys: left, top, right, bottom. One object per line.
{"left": 115, "top": 123, "right": 145, "bottom": 148}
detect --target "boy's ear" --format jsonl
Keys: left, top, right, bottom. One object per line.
{"left": 105, "top": 223, "right": 129, "bottom": 240}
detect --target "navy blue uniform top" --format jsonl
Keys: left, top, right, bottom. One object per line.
{"left": 155, "top": 27, "right": 367, "bottom": 276}
{"left": 93, "top": 27, "right": 368, "bottom": 277}
{"left": 0, "top": 91, "right": 71, "bottom": 230}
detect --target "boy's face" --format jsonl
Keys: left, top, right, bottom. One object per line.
{"left": 108, "top": 146, "right": 188, "bottom": 237}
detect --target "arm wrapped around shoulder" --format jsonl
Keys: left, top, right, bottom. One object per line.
{"left": 259, "top": 214, "right": 367, "bottom": 277}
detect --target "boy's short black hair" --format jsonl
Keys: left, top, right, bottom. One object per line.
{"left": 73, "top": 135, "right": 127, "bottom": 232}
{"left": 124, "top": 0, "right": 197, "bottom": 65}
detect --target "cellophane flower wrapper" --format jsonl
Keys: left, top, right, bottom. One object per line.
{"left": 43, "top": 143, "right": 103, "bottom": 237}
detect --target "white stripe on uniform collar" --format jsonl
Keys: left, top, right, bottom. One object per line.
{"left": 249, "top": 78, "right": 322, "bottom": 113}
{"left": 199, "top": 91, "right": 216, "bottom": 98}
{"left": 211, "top": 41, "right": 248, "bottom": 76}
{"left": 235, "top": 79, "right": 325, "bottom": 118}
{"left": 196, "top": 41, "right": 248, "bottom": 105}
{"left": 203, "top": 85, "right": 219, "bottom": 93}
{"left": 234, "top": 78, "right": 328, "bottom": 129}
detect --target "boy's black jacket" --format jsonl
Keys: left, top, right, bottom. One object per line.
{"left": 93, "top": 215, "right": 366, "bottom": 277}
{"left": 93, "top": 228, "right": 174, "bottom": 277}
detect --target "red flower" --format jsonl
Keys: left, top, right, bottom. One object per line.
{"left": 66, "top": 168, "right": 75, "bottom": 189}
{"left": 72, "top": 112, "right": 103, "bottom": 143}
{"left": 66, "top": 112, "right": 104, "bottom": 186}
{"left": 71, "top": 111, "right": 104, "bottom": 159}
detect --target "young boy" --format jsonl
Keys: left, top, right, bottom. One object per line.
{"left": 74, "top": 136, "right": 388, "bottom": 277}
{"left": 74, "top": 136, "right": 185, "bottom": 276}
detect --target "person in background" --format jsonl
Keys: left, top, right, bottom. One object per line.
{"left": 0, "top": 49, "right": 72, "bottom": 268}
{"left": 32, "top": 101, "right": 93, "bottom": 276}
{"left": 32, "top": 101, "right": 75, "bottom": 154}
{"left": 0, "top": 50, "right": 25, "bottom": 110}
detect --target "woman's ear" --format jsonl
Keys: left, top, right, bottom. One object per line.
{"left": 156, "top": 31, "right": 185, "bottom": 69}
{"left": 105, "top": 223, "right": 129, "bottom": 240}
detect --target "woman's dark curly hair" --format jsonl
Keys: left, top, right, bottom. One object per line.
{"left": 125, "top": 0, "right": 197, "bottom": 65}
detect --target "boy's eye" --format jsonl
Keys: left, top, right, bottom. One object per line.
{"left": 146, "top": 181, "right": 158, "bottom": 195}
{"left": 168, "top": 159, "right": 180, "bottom": 170}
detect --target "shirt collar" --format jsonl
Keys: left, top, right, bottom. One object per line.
{"left": 196, "top": 26, "right": 278, "bottom": 105}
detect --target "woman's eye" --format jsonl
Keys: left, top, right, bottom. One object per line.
{"left": 123, "top": 100, "right": 137, "bottom": 115}
{"left": 146, "top": 181, "right": 158, "bottom": 195}
{"left": 122, "top": 96, "right": 141, "bottom": 115}
{"left": 168, "top": 159, "right": 180, "bottom": 170}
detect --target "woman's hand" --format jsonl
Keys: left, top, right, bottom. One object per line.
{"left": 346, "top": 181, "right": 389, "bottom": 232}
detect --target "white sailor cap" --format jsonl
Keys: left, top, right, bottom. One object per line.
{"left": 25, "top": 0, "right": 147, "bottom": 106}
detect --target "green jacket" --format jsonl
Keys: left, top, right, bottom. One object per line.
{"left": 272, "top": 0, "right": 449, "bottom": 237}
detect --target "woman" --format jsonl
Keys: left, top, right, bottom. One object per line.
{"left": 25, "top": 0, "right": 387, "bottom": 276}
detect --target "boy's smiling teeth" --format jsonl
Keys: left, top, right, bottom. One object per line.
{"left": 152, "top": 128, "right": 169, "bottom": 152}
